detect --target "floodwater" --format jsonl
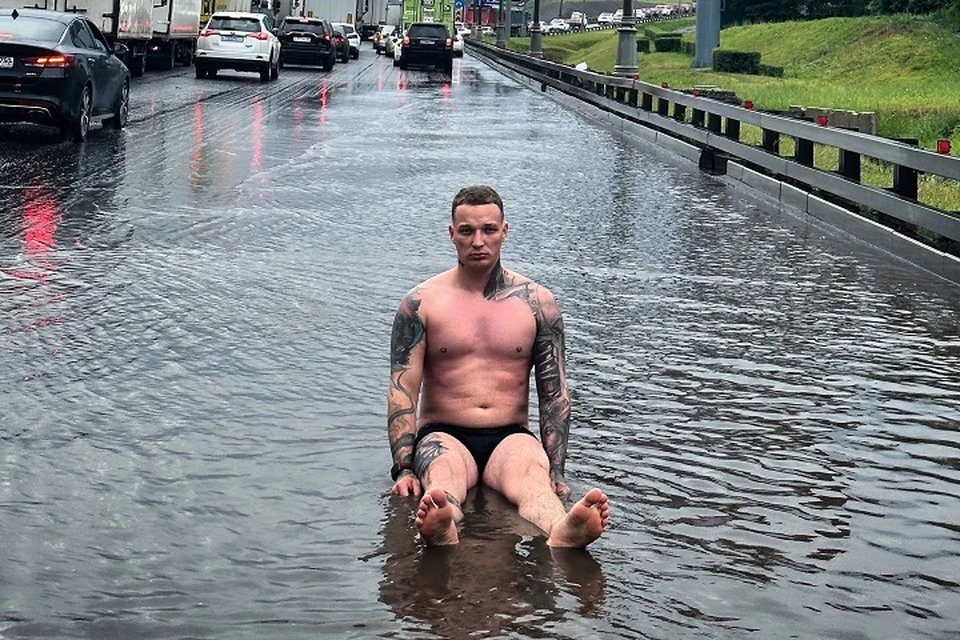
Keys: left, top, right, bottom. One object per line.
{"left": 2, "top": 48, "right": 959, "bottom": 640}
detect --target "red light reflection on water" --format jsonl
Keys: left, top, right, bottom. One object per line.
{"left": 319, "top": 81, "right": 329, "bottom": 124}
{"left": 14, "top": 187, "right": 61, "bottom": 279}
{"left": 441, "top": 81, "right": 451, "bottom": 100}
{"left": 251, "top": 100, "right": 263, "bottom": 172}
{"left": 190, "top": 101, "right": 204, "bottom": 189}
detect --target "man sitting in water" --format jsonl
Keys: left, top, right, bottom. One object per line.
{"left": 386, "top": 185, "right": 610, "bottom": 547}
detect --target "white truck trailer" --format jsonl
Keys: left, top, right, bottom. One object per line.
{"left": 0, "top": 0, "right": 154, "bottom": 74}
{"left": 148, "top": 0, "right": 201, "bottom": 69}
{"left": 357, "top": 0, "right": 388, "bottom": 39}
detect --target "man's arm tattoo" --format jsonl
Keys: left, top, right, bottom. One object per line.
{"left": 533, "top": 296, "right": 571, "bottom": 480}
{"left": 388, "top": 292, "right": 425, "bottom": 466}
{"left": 391, "top": 295, "right": 425, "bottom": 370}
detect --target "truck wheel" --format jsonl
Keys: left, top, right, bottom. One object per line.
{"left": 129, "top": 51, "right": 146, "bottom": 77}
{"left": 61, "top": 84, "right": 92, "bottom": 142}
{"left": 104, "top": 77, "right": 129, "bottom": 129}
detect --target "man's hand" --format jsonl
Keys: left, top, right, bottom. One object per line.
{"left": 391, "top": 471, "right": 421, "bottom": 497}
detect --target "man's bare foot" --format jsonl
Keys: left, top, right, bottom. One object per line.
{"left": 547, "top": 488, "right": 610, "bottom": 548}
{"left": 415, "top": 488, "right": 459, "bottom": 546}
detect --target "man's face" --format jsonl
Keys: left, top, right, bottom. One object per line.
{"left": 449, "top": 203, "right": 508, "bottom": 269}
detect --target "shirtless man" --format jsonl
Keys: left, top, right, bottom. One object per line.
{"left": 387, "top": 185, "right": 610, "bottom": 548}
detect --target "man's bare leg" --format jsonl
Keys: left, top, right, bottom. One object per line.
{"left": 413, "top": 433, "right": 478, "bottom": 546}
{"left": 484, "top": 435, "right": 609, "bottom": 548}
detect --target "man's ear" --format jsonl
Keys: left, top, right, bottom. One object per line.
{"left": 449, "top": 224, "right": 455, "bottom": 241}
{"left": 502, "top": 222, "right": 509, "bottom": 239}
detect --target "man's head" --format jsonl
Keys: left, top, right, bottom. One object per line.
{"left": 449, "top": 185, "right": 507, "bottom": 271}
{"left": 451, "top": 185, "right": 503, "bottom": 221}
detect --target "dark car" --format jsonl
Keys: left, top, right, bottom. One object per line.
{"left": 0, "top": 8, "right": 130, "bottom": 141}
{"left": 276, "top": 16, "right": 337, "bottom": 71}
{"left": 398, "top": 22, "right": 453, "bottom": 72}
{"left": 331, "top": 26, "right": 350, "bottom": 63}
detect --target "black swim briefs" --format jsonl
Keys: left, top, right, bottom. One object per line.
{"left": 415, "top": 423, "right": 536, "bottom": 475}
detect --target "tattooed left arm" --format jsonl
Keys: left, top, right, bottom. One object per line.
{"left": 532, "top": 287, "right": 572, "bottom": 497}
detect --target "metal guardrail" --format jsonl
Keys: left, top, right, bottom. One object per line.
{"left": 466, "top": 40, "right": 960, "bottom": 248}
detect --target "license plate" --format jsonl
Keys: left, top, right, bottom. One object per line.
{"left": 221, "top": 34, "right": 243, "bottom": 42}
{"left": 420, "top": 39, "right": 435, "bottom": 45}
{"left": 293, "top": 36, "right": 310, "bottom": 43}
{"left": 0, "top": 56, "right": 13, "bottom": 69}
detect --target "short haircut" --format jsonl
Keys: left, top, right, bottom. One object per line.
{"left": 451, "top": 185, "right": 504, "bottom": 221}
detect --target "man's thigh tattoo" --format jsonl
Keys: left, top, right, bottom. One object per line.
{"left": 414, "top": 438, "right": 446, "bottom": 481}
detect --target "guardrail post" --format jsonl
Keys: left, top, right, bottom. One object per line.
{"left": 628, "top": 88, "right": 639, "bottom": 108}
{"left": 725, "top": 118, "right": 740, "bottom": 141}
{"left": 657, "top": 97, "right": 670, "bottom": 117}
{"left": 692, "top": 108, "right": 705, "bottom": 128}
{"left": 707, "top": 112, "right": 722, "bottom": 133}
{"left": 674, "top": 103, "right": 686, "bottom": 123}
{"left": 839, "top": 149, "right": 861, "bottom": 182}
{"left": 762, "top": 129, "right": 779, "bottom": 153}
{"left": 641, "top": 92, "right": 653, "bottom": 111}
{"left": 796, "top": 138, "right": 814, "bottom": 167}
{"left": 892, "top": 138, "right": 919, "bottom": 200}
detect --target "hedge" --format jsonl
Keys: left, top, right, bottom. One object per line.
{"left": 713, "top": 50, "right": 762, "bottom": 74}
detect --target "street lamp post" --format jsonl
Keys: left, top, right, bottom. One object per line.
{"left": 613, "top": 0, "right": 637, "bottom": 77}
{"left": 529, "top": 0, "right": 542, "bottom": 57}
{"left": 496, "top": 0, "right": 506, "bottom": 46}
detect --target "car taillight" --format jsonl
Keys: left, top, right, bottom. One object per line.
{"left": 247, "top": 31, "right": 270, "bottom": 40}
{"left": 402, "top": 36, "right": 410, "bottom": 45}
{"left": 200, "top": 28, "right": 218, "bottom": 37}
{"left": 322, "top": 34, "right": 330, "bottom": 42}
{"left": 445, "top": 37, "right": 452, "bottom": 47}
{"left": 21, "top": 54, "right": 75, "bottom": 68}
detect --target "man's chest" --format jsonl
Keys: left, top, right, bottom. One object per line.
{"left": 426, "top": 297, "right": 537, "bottom": 359}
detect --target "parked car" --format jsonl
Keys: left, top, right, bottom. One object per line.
{"left": 0, "top": 7, "right": 130, "bottom": 141}
{"left": 398, "top": 22, "right": 452, "bottom": 72}
{"left": 597, "top": 12, "right": 615, "bottom": 23}
{"left": 196, "top": 11, "right": 280, "bottom": 81}
{"left": 373, "top": 24, "right": 395, "bottom": 54}
{"left": 274, "top": 16, "right": 336, "bottom": 71}
{"left": 332, "top": 25, "right": 350, "bottom": 62}
{"left": 452, "top": 32, "right": 463, "bottom": 57}
{"left": 332, "top": 22, "right": 360, "bottom": 59}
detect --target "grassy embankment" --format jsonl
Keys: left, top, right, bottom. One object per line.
{"left": 499, "top": 15, "right": 960, "bottom": 211}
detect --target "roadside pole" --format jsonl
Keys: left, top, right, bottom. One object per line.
{"left": 529, "top": 0, "right": 542, "bottom": 57}
{"left": 613, "top": 0, "right": 637, "bottom": 77}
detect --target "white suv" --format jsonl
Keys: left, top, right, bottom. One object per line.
{"left": 196, "top": 11, "right": 281, "bottom": 82}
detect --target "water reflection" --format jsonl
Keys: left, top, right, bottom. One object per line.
{"left": 1, "top": 134, "right": 126, "bottom": 334}
{"left": 377, "top": 488, "right": 606, "bottom": 639}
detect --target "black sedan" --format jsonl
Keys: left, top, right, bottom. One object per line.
{"left": 0, "top": 8, "right": 130, "bottom": 142}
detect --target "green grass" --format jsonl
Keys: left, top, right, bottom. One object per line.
{"left": 501, "top": 15, "right": 960, "bottom": 211}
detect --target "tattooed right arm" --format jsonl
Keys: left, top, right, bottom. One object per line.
{"left": 388, "top": 290, "right": 426, "bottom": 475}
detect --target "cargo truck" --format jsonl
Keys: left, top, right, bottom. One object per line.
{"left": 357, "top": 0, "right": 387, "bottom": 39}
{"left": 400, "top": 0, "right": 453, "bottom": 32}
{"left": 0, "top": 0, "right": 154, "bottom": 75}
{"left": 148, "top": 0, "right": 201, "bottom": 69}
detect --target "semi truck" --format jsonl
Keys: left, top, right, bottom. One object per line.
{"left": 0, "top": 0, "right": 154, "bottom": 74}
{"left": 148, "top": 0, "right": 201, "bottom": 69}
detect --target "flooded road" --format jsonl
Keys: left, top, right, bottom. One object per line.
{"left": 2, "top": 46, "right": 960, "bottom": 640}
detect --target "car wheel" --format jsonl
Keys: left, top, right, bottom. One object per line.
{"left": 323, "top": 54, "right": 334, "bottom": 71}
{"left": 352, "top": 49, "right": 359, "bottom": 59}
{"left": 392, "top": 55, "right": 399, "bottom": 67}
{"left": 259, "top": 61, "right": 270, "bottom": 82}
{"left": 270, "top": 56, "right": 279, "bottom": 79}
{"left": 444, "top": 58, "right": 453, "bottom": 73}
{"left": 61, "top": 83, "right": 92, "bottom": 142}
{"left": 104, "top": 77, "right": 129, "bottom": 129}
{"left": 195, "top": 63, "right": 206, "bottom": 79}
{"left": 398, "top": 59, "right": 407, "bottom": 70}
